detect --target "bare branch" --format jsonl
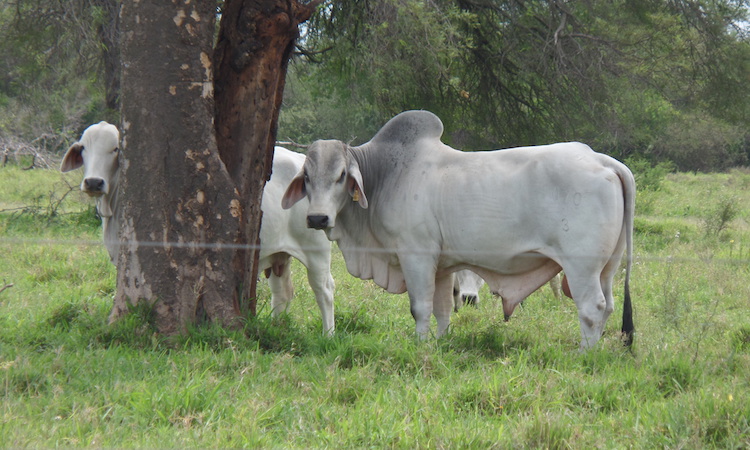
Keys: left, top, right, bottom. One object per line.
{"left": 293, "top": 45, "right": 333, "bottom": 62}
{"left": 0, "top": 283, "right": 13, "bottom": 296}
{"left": 276, "top": 140, "right": 309, "bottom": 149}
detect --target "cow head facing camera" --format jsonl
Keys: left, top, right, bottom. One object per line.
{"left": 281, "top": 139, "right": 368, "bottom": 231}
{"left": 60, "top": 122, "right": 120, "bottom": 210}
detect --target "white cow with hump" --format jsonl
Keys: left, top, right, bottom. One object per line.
{"left": 282, "top": 110, "right": 635, "bottom": 349}
{"left": 61, "top": 123, "right": 335, "bottom": 334}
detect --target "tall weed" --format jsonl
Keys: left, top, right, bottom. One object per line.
{"left": 701, "top": 194, "right": 740, "bottom": 237}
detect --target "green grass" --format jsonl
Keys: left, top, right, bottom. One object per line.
{"left": 1, "top": 165, "right": 749, "bottom": 447}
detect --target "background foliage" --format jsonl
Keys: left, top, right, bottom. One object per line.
{"left": 0, "top": 0, "right": 118, "bottom": 153}
{"left": 279, "top": 0, "right": 750, "bottom": 171}
{"left": 1, "top": 0, "right": 748, "bottom": 172}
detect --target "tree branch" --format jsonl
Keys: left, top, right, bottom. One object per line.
{"left": 0, "top": 283, "right": 13, "bottom": 296}
{"left": 276, "top": 140, "right": 309, "bottom": 149}
{"left": 293, "top": 44, "right": 333, "bottom": 62}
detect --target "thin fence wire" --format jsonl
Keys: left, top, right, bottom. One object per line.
{"left": 2, "top": 235, "right": 749, "bottom": 266}
{"left": 2, "top": 163, "right": 749, "bottom": 267}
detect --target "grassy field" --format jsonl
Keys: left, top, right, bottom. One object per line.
{"left": 1, "top": 164, "right": 749, "bottom": 448}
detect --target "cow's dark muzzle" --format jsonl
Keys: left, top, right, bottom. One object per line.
{"left": 307, "top": 215, "right": 329, "bottom": 230}
{"left": 462, "top": 294, "right": 478, "bottom": 307}
{"left": 83, "top": 177, "right": 106, "bottom": 195}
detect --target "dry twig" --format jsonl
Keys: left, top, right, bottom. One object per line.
{"left": 276, "top": 140, "right": 309, "bottom": 150}
{"left": 0, "top": 282, "right": 13, "bottom": 296}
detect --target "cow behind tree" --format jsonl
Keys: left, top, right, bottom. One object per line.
{"left": 60, "top": 122, "right": 121, "bottom": 263}
{"left": 61, "top": 124, "right": 335, "bottom": 334}
{"left": 113, "top": 0, "right": 320, "bottom": 332}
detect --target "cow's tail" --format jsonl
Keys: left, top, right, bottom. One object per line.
{"left": 618, "top": 164, "right": 636, "bottom": 347}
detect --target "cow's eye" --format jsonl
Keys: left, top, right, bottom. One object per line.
{"left": 113, "top": 147, "right": 119, "bottom": 153}
{"left": 303, "top": 172, "right": 309, "bottom": 183}
{"left": 337, "top": 171, "right": 346, "bottom": 183}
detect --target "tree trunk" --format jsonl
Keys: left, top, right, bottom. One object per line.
{"left": 114, "top": 0, "right": 242, "bottom": 333}
{"left": 214, "top": 0, "right": 320, "bottom": 315}
{"left": 93, "top": 0, "right": 120, "bottom": 112}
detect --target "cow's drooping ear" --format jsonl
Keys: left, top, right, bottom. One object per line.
{"left": 281, "top": 169, "right": 307, "bottom": 209}
{"left": 60, "top": 143, "right": 84, "bottom": 172}
{"left": 347, "top": 162, "right": 368, "bottom": 209}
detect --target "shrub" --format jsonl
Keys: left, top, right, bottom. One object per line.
{"left": 652, "top": 113, "right": 747, "bottom": 172}
{"left": 701, "top": 195, "right": 740, "bottom": 237}
{"left": 625, "top": 157, "right": 674, "bottom": 192}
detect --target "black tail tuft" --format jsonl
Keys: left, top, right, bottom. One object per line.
{"left": 621, "top": 282, "right": 634, "bottom": 347}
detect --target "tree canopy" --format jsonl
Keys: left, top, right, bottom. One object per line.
{"left": 279, "top": 0, "right": 750, "bottom": 171}
{"left": 1, "top": 0, "right": 748, "bottom": 172}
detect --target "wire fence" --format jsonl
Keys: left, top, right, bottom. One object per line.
{"left": 1, "top": 155, "right": 749, "bottom": 273}
{"left": 2, "top": 234, "right": 750, "bottom": 267}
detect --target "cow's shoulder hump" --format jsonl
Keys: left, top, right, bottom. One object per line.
{"left": 370, "top": 110, "right": 444, "bottom": 146}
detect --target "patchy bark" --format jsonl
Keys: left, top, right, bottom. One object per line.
{"left": 214, "top": 0, "right": 321, "bottom": 315}
{"left": 115, "top": 0, "right": 242, "bottom": 334}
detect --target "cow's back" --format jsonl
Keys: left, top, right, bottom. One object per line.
{"left": 429, "top": 143, "right": 628, "bottom": 270}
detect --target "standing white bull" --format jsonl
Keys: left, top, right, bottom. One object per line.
{"left": 282, "top": 110, "right": 634, "bottom": 349}
{"left": 61, "top": 123, "right": 335, "bottom": 334}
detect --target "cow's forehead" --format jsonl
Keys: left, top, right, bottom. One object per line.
{"left": 81, "top": 122, "right": 119, "bottom": 152}
{"left": 306, "top": 140, "right": 347, "bottom": 176}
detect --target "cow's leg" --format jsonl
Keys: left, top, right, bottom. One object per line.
{"left": 269, "top": 255, "right": 294, "bottom": 317}
{"left": 599, "top": 268, "right": 616, "bottom": 330}
{"left": 433, "top": 273, "right": 454, "bottom": 337}
{"left": 600, "top": 233, "right": 628, "bottom": 331}
{"left": 566, "top": 272, "right": 612, "bottom": 349}
{"left": 451, "top": 273, "right": 461, "bottom": 313}
{"left": 549, "top": 273, "right": 562, "bottom": 300}
{"left": 399, "top": 252, "right": 439, "bottom": 339}
{"left": 593, "top": 249, "right": 627, "bottom": 344}
{"left": 305, "top": 254, "right": 336, "bottom": 336}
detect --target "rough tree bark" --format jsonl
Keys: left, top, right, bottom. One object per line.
{"left": 214, "top": 0, "right": 322, "bottom": 315}
{"left": 114, "top": 0, "right": 243, "bottom": 333}
{"left": 93, "top": 0, "right": 121, "bottom": 111}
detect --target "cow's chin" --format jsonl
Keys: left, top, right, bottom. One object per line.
{"left": 324, "top": 227, "right": 338, "bottom": 240}
{"left": 82, "top": 190, "right": 105, "bottom": 198}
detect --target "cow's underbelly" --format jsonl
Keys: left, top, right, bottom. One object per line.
{"left": 439, "top": 239, "right": 556, "bottom": 272}
{"left": 473, "top": 259, "right": 563, "bottom": 316}
{"left": 437, "top": 246, "right": 562, "bottom": 316}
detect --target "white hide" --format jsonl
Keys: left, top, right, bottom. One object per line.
{"left": 452, "top": 270, "right": 484, "bottom": 311}
{"left": 282, "top": 110, "right": 635, "bottom": 349}
{"left": 261, "top": 147, "right": 335, "bottom": 335}
{"left": 61, "top": 121, "right": 121, "bottom": 263}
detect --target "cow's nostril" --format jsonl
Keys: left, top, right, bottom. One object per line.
{"left": 307, "top": 215, "right": 329, "bottom": 229}
{"left": 84, "top": 178, "right": 105, "bottom": 192}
